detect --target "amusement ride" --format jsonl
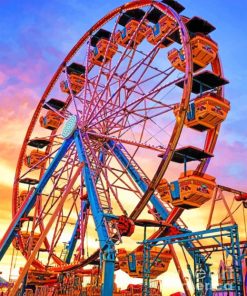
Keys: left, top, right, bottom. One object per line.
{"left": 0, "top": 0, "right": 246, "bottom": 295}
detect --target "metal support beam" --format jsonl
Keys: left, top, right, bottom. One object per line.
{"left": 169, "top": 244, "right": 191, "bottom": 296}
{"left": 207, "top": 186, "right": 236, "bottom": 229}
{"left": 0, "top": 138, "right": 73, "bottom": 261}
{"left": 66, "top": 200, "right": 88, "bottom": 263}
{"left": 9, "top": 163, "right": 83, "bottom": 296}
{"left": 107, "top": 140, "right": 170, "bottom": 221}
{"left": 142, "top": 225, "right": 243, "bottom": 296}
{"left": 74, "top": 130, "right": 115, "bottom": 296}
{"left": 109, "top": 140, "right": 212, "bottom": 295}
{"left": 66, "top": 148, "right": 104, "bottom": 263}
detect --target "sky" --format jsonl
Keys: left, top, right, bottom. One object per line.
{"left": 0, "top": 0, "right": 247, "bottom": 294}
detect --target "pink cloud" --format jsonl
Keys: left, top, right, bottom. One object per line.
{"left": 207, "top": 140, "right": 247, "bottom": 191}
{"left": 0, "top": 71, "right": 7, "bottom": 84}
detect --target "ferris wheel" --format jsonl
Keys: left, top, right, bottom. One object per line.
{"left": 0, "top": 0, "right": 231, "bottom": 295}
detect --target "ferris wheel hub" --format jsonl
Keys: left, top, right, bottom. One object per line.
{"left": 62, "top": 115, "right": 78, "bottom": 139}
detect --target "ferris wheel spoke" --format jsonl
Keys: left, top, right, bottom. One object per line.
{"left": 83, "top": 13, "right": 124, "bottom": 122}
{"left": 105, "top": 165, "right": 142, "bottom": 197}
{"left": 87, "top": 131, "right": 165, "bottom": 153}
{"left": 87, "top": 55, "right": 154, "bottom": 126}
{"left": 108, "top": 167, "right": 141, "bottom": 197}
{"left": 103, "top": 47, "right": 162, "bottom": 132}
{"left": 108, "top": 106, "right": 173, "bottom": 144}
{"left": 69, "top": 201, "right": 90, "bottom": 263}
{"left": 116, "top": 48, "right": 160, "bottom": 104}
{"left": 47, "top": 153, "right": 80, "bottom": 240}
{"left": 47, "top": 189, "right": 80, "bottom": 263}
{"left": 31, "top": 144, "right": 77, "bottom": 229}
{"left": 9, "top": 163, "right": 84, "bottom": 296}
{"left": 116, "top": 21, "right": 175, "bottom": 82}
{"left": 113, "top": 25, "right": 177, "bottom": 103}
{"left": 84, "top": 142, "right": 123, "bottom": 215}
{"left": 143, "top": 117, "right": 176, "bottom": 146}
{"left": 84, "top": 135, "right": 150, "bottom": 216}
{"left": 105, "top": 141, "right": 141, "bottom": 188}
{"left": 87, "top": 90, "right": 173, "bottom": 133}
{"left": 105, "top": 141, "right": 158, "bottom": 217}
{"left": 87, "top": 72, "right": 180, "bottom": 136}
{"left": 81, "top": 36, "right": 93, "bottom": 126}
{"left": 128, "top": 66, "right": 174, "bottom": 96}
{"left": 78, "top": 85, "right": 106, "bottom": 131}
{"left": 43, "top": 197, "right": 81, "bottom": 265}
{"left": 86, "top": 11, "right": 160, "bottom": 125}
{"left": 82, "top": 135, "right": 113, "bottom": 213}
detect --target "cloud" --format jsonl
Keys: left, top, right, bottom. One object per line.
{"left": 208, "top": 140, "right": 247, "bottom": 191}
{"left": 0, "top": 185, "right": 13, "bottom": 236}
{"left": 0, "top": 162, "right": 15, "bottom": 188}
{"left": 0, "top": 71, "right": 7, "bottom": 84}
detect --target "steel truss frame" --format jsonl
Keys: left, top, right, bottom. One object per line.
{"left": 0, "top": 131, "right": 117, "bottom": 296}
{"left": 110, "top": 140, "right": 212, "bottom": 295}
{"left": 141, "top": 225, "right": 243, "bottom": 296}
{"left": 0, "top": 135, "right": 220, "bottom": 296}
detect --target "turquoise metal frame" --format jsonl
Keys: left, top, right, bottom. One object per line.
{"left": 142, "top": 225, "right": 243, "bottom": 296}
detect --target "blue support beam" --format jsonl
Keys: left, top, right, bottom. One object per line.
{"left": 74, "top": 130, "right": 115, "bottom": 296}
{"left": 107, "top": 140, "right": 170, "bottom": 221}
{"left": 66, "top": 200, "right": 88, "bottom": 263}
{"left": 74, "top": 131, "right": 111, "bottom": 250}
{"left": 108, "top": 140, "right": 212, "bottom": 295}
{"left": 0, "top": 137, "right": 73, "bottom": 261}
{"left": 142, "top": 225, "right": 243, "bottom": 296}
{"left": 66, "top": 148, "right": 105, "bottom": 263}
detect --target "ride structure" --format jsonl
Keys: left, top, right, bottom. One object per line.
{"left": 142, "top": 225, "right": 243, "bottom": 295}
{"left": 0, "top": 0, "right": 246, "bottom": 295}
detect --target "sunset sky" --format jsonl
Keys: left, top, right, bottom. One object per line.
{"left": 0, "top": 0, "right": 247, "bottom": 294}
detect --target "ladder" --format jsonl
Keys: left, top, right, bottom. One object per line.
{"left": 84, "top": 145, "right": 112, "bottom": 213}
{"left": 84, "top": 144, "right": 121, "bottom": 243}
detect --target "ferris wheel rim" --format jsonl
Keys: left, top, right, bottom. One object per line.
{"left": 11, "top": 0, "right": 225, "bottom": 273}
{"left": 12, "top": 0, "right": 191, "bottom": 212}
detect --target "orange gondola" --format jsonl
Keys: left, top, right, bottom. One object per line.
{"left": 39, "top": 110, "right": 64, "bottom": 130}
{"left": 60, "top": 74, "right": 85, "bottom": 94}
{"left": 24, "top": 150, "right": 47, "bottom": 169}
{"left": 89, "top": 38, "right": 118, "bottom": 67}
{"left": 116, "top": 9, "right": 147, "bottom": 48}
{"left": 168, "top": 34, "right": 218, "bottom": 72}
{"left": 60, "top": 62, "right": 86, "bottom": 94}
{"left": 158, "top": 170, "right": 216, "bottom": 209}
{"left": 117, "top": 246, "right": 172, "bottom": 278}
{"left": 116, "top": 19, "right": 147, "bottom": 48}
{"left": 174, "top": 93, "right": 230, "bottom": 131}
{"left": 12, "top": 232, "right": 41, "bottom": 251}
{"left": 146, "top": 14, "right": 176, "bottom": 48}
